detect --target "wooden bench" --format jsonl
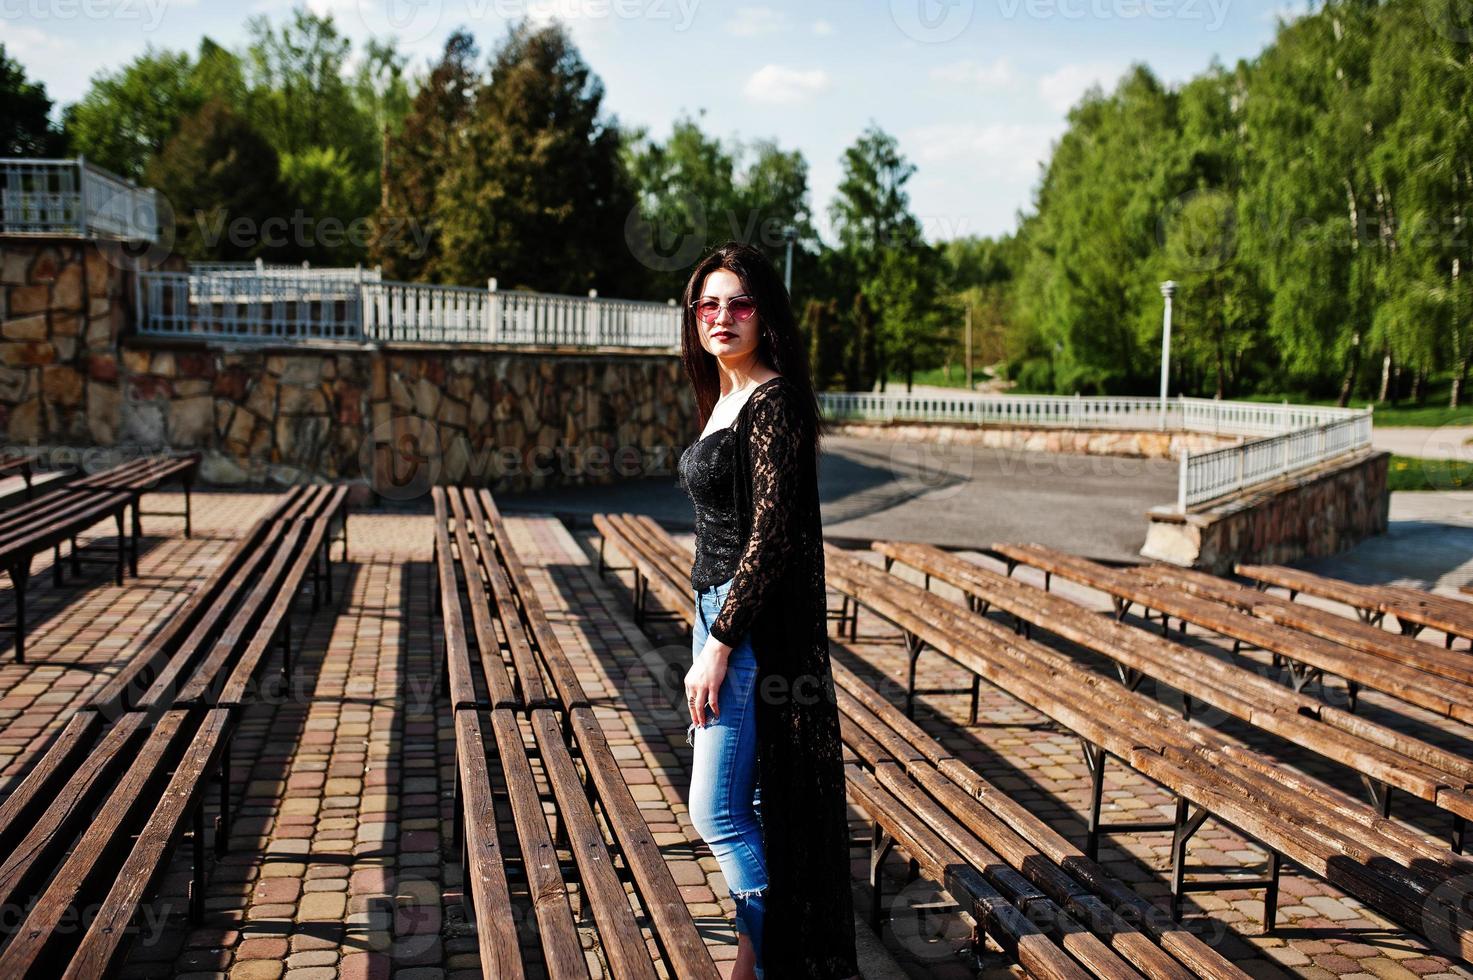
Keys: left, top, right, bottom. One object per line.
{"left": 993, "top": 544, "right": 1473, "bottom": 727}
{"left": 0, "top": 484, "right": 348, "bottom": 975}
{"left": 876, "top": 539, "right": 1473, "bottom": 853}
{"left": 591, "top": 512, "right": 1251, "bottom": 980}
{"left": 1237, "top": 562, "right": 1473, "bottom": 650}
{"left": 819, "top": 542, "right": 1473, "bottom": 964}
{"left": 593, "top": 511, "right": 859, "bottom": 638}
{"left": 0, "top": 453, "right": 201, "bottom": 662}
{"left": 435, "top": 488, "right": 717, "bottom": 979}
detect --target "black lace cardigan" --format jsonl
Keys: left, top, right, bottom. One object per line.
{"left": 704, "top": 376, "right": 858, "bottom": 979}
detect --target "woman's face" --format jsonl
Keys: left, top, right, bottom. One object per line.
{"left": 694, "top": 268, "right": 760, "bottom": 362}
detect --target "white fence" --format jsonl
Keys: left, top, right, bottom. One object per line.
{"left": 1177, "top": 412, "right": 1374, "bottom": 511}
{"left": 0, "top": 157, "right": 159, "bottom": 242}
{"left": 136, "top": 269, "right": 681, "bottom": 349}
{"left": 817, "top": 390, "right": 1374, "bottom": 511}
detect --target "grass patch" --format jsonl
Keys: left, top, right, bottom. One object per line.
{"left": 1387, "top": 455, "right": 1473, "bottom": 492}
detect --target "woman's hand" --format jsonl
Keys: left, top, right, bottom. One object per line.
{"left": 685, "top": 636, "right": 733, "bottom": 728}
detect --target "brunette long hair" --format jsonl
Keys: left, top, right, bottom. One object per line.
{"left": 679, "top": 241, "right": 823, "bottom": 459}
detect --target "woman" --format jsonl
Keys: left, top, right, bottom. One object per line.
{"left": 675, "top": 241, "right": 858, "bottom": 980}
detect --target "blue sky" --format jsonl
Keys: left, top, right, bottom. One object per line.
{"left": 4, "top": 0, "right": 1306, "bottom": 241}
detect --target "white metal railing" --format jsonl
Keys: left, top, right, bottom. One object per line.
{"left": 818, "top": 390, "right": 1374, "bottom": 511}
{"left": 192, "top": 259, "right": 383, "bottom": 281}
{"left": 0, "top": 157, "right": 159, "bottom": 241}
{"left": 1177, "top": 412, "right": 1374, "bottom": 511}
{"left": 136, "top": 270, "right": 681, "bottom": 349}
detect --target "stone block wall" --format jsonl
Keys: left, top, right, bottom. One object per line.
{"left": 0, "top": 237, "right": 130, "bottom": 445}
{"left": 1140, "top": 450, "right": 1391, "bottom": 573}
{"left": 115, "top": 345, "right": 692, "bottom": 491}
{"left": 825, "top": 420, "right": 1241, "bottom": 458}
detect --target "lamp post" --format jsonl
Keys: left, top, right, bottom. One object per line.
{"left": 1159, "top": 280, "right": 1176, "bottom": 430}
{"left": 782, "top": 225, "right": 797, "bottom": 294}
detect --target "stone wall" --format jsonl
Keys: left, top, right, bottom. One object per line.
{"left": 826, "top": 420, "right": 1241, "bottom": 458}
{"left": 0, "top": 237, "right": 130, "bottom": 445}
{"left": 1140, "top": 450, "right": 1391, "bottom": 573}
{"left": 115, "top": 344, "right": 691, "bottom": 492}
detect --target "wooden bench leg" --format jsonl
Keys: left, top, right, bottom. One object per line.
{"left": 71, "top": 535, "right": 80, "bottom": 576}
{"left": 279, "top": 612, "right": 293, "bottom": 683}
{"left": 1168, "top": 800, "right": 1210, "bottom": 920}
{"left": 633, "top": 571, "right": 647, "bottom": 626}
{"left": 53, "top": 543, "right": 63, "bottom": 587}
{"left": 184, "top": 478, "right": 194, "bottom": 539}
{"left": 190, "top": 803, "right": 207, "bottom": 924}
{"left": 1453, "top": 815, "right": 1466, "bottom": 854}
{"left": 10, "top": 559, "right": 29, "bottom": 664}
{"left": 322, "top": 537, "right": 334, "bottom": 605}
{"left": 869, "top": 822, "right": 894, "bottom": 931}
{"left": 903, "top": 631, "right": 926, "bottom": 718}
{"left": 130, "top": 500, "right": 142, "bottom": 577}
{"left": 1361, "top": 776, "right": 1393, "bottom": 818}
{"left": 968, "top": 676, "right": 980, "bottom": 726}
{"left": 217, "top": 736, "right": 232, "bottom": 857}
{"left": 1084, "top": 742, "right": 1106, "bottom": 860}
{"left": 113, "top": 510, "right": 126, "bottom": 584}
{"left": 1263, "top": 851, "right": 1281, "bottom": 932}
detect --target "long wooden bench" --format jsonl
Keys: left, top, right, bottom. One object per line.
{"left": 1135, "top": 562, "right": 1473, "bottom": 695}
{"left": 591, "top": 512, "right": 1251, "bottom": 980}
{"left": 1237, "top": 562, "right": 1473, "bottom": 650}
{"left": 994, "top": 543, "right": 1473, "bottom": 727}
{"left": 594, "top": 511, "right": 859, "bottom": 639}
{"left": 0, "top": 453, "right": 201, "bottom": 662}
{"left": 819, "top": 541, "right": 1473, "bottom": 964}
{"left": 436, "top": 488, "right": 717, "bottom": 979}
{"left": 875, "top": 540, "right": 1473, "bottom": 853}
{"left": 0, "top": 484, "right": 348, "bottom": 975}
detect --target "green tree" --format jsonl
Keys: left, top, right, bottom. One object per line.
{"left": 63, "top": 43, "right": 242, "bottom": 179}
{"left": 372, "top": 30, "right": 479, "bottom": 281}
{"left": 146, "top": 100, "right": 296, "bottom": 262}
{"left": 436, "top": 20, "right": 643, "bottom": 293}
{"left": 0, "top": 45, "right": 59, "bottom": 156}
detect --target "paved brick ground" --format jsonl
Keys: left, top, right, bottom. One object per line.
{"left": 0, "top": 491, "right": 1470, "bottom": 979}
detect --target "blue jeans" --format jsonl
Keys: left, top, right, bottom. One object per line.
{"left": 689, "top": 575, "right": 767, "bottom": 971}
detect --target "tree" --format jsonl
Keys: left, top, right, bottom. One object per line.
{"left": 146, "top": 100, "right": 296, "bottom": 262}
{"left": 436, "top": 20, "right": 643, "bottom": 293}
{"left": 0, "top": 45, "right": 58, "bottom": 156}
{"left": 829, "top": 125, "right": 937, "bottom": 390}
{"left": 372, "top": 30, "right": 479, "bottom": 281}
{"left": 63, "top": 43, "right": 241, "bottom": 178}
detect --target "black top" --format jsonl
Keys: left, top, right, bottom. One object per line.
{"left": 676, "top": 425, "right": 743, "bottom": 589}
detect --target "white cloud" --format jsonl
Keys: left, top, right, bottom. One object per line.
{"left": 743, "top": 65, "right": 831, "bottom": 105}
{"left": 1038, "top": 62, "right": 1124, "bottom": 113}
{"left": 906, "top": 121, "right": 1062, "bottom": 180}
{"left": 725, "top": 5, "right": 789, "bottom": 36}
{"left": 811, "top": 19, "right": 835, "bottom": 36}
{"left": 931, "top": 58, "right": 1015, "bottom": 88}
